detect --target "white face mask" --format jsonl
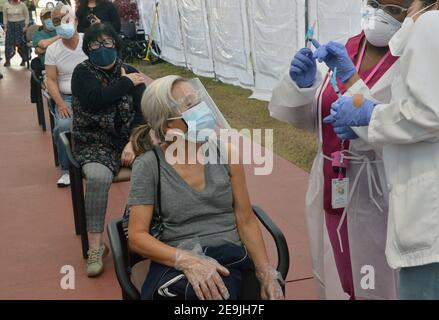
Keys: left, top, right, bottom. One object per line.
{"left": 389, "top": 2, "right": 437, "bottom": 56}
{"left": 362, "top": 6, "right": 402, "bottom": 47}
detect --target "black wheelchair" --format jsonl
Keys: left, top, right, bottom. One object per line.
{"left": 119, "top": 22, "right": 161, "bottom": 64}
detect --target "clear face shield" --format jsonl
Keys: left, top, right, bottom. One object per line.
{"left": 166, "top": 78, "right": 231, "bottom": 144}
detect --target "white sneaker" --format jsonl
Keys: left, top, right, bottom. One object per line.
{"left": 57, "top": 173, "right": 70, "bottom": 188}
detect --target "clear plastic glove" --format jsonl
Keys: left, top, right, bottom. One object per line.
{"left": 324, "top": 96, "right": 377, "bottom": 127}
{"left": 333, "top": 125, "right": 359, "bottom": 140}
{"left": 312, "top": 40, "right": 356, "bottom": 83}
{"left": 289, "top": 48, "right": 317, "bottom": 88}
{"left": 174, "top": 244, "right": 230, "bottom": 300}
{"left": 256, "top": 264, "right": 284, "bottom": 300}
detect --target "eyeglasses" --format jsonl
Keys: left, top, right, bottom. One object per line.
{"left": 177, "top": 91, "right": 203, "bottom": 112}
{"left": 367, "top": 0, "right": 409, "bottom": 17}
{"left": 88, "top": 38, "right": 116, "bottom": 51}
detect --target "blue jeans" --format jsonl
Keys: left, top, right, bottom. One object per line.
{"left": 52, "top": 94, "right": 73, "bottom": 172}
{"left": 400, "top": 263, "right": 439, "bottom": 300}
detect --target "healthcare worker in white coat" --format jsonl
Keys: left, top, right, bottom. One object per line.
{"left": 269, "top": 0, "right": 414, "bottom": 300}
{"left": 324, "top": 0, "right": 439, "bottom": 300}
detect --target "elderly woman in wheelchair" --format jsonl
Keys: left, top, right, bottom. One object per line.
{"left": 127, "top": 75, "right": 284, "bottom": 300}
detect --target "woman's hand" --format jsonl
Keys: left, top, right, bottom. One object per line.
{"left": 256, "top": 264, "right": 284, "bottom": 300}
{"left": 23, "top": 26, "right": 28, "bottom": 33}
{"left": 312, "top": 40, "right": 356, "bottom": 83}
{"left": 92, "top": 16, "right": 101, "bottom": 25}
{"left": 121, "top": 67, "right": 145, "bottom": 86}
{"left": 289, "top": 48, "right": 317, "bottom": 88}
{"left": 121, "top": 142, "right": 136, "bottom": 167}
{"left": 174, "top": 248, "right": 231, "bottom": 300}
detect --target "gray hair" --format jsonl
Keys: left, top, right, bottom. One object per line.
{"left": 131, "top": 75, "right": 187, "bottom": 155}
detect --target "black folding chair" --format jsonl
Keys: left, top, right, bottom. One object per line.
{"left": 42, "top": 91, "right": 59, "bottom": 167}
{"left": 107, "top": 206, "right": 290, "bottom": 300}
{"left": 60, "top": 132, "right": 132, "bottom": 258}
{"left": 31, "top": 69, "right": 46, "bottom": 131}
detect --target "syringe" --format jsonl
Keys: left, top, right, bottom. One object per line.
{"left": 305, "top": 21, "right": 317, "bottom": 49}
{"left": 330, "top": 67, "right": 342, "bottom": 98}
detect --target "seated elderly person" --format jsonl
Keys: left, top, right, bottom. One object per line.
{"left": 32, "top": 8, "right": 59, "bottom": 68}
{"left": 45, "top": 3, "right": 87, "bottom": 187}
{"left": 71, "top": 22, "right": 147, "bottom": 277}
{"left": 30, "top": 7, "right": 59, "bottom": 102}
{"left": 127, "top": 75, "right": 284, "bottom": 300}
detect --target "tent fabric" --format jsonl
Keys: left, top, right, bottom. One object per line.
{"left": 178, "top": 0, "right": 215, "bottom": 77}
{"left": 248, "top": 0, "right": 306, "bottom": 100}
{"left": 136, "top": 0, "right": 364, "bottom": 100}
{"left": 205, "top": 0, "right": 254, "bottom": 88}
{"left": 157, "top": 0, "right": 187, "bottom": 67}
{"left": 314, "top": 0, "right": 364, "bottom": 44}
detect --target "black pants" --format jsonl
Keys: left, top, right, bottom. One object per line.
{"left": 141, "top": 244, "right": 259, "bottom": 300}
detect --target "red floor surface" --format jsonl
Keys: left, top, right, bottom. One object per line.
{"left": 0, "top": 62, "right": 317, "bottom": 300}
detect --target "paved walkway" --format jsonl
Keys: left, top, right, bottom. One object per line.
{"left": 0, "top": 61, "right": 317, "bottom": 299}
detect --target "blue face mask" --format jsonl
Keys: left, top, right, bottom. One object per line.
{"left": 89, "top": 47, "right": 118, "bottom": 67}
{"left": 43, "top": 19, "right": 55, "bottom": 31}
{"left": 181, "top": 101, "right": 217, "bottom": 143}
{"left": 55, "top": 23, "right": 75, "bottom": 39}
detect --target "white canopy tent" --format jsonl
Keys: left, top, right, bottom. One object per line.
{"left": 136, "top": 0, "right": 365, "bottom": 101}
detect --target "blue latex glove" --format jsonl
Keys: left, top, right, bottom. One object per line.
{"left": 323, "top": 96, "right": 377, "bottom": 127}
{"left": 333, "top": 125, "right": 359, "bottom": 140}
{"left": 312, "top": 40, "right": 356, "bottom": 83}
{"left": 289, "top": 48, "right": 317, "bottom": 88}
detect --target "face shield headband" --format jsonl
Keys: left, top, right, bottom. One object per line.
{"left": 166, "top": 78, "right": 231, "bottom": 144}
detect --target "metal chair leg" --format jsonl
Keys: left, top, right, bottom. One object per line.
{"left": 69, "top": 168, "right": 81, "bottom": 236}
{"left": 37, "top": 90, "right": 46, "bottom": 131}
{"left": 75, "top": 173, "right": 89, "bottom": 259}
{"left": 48, "top": 107, "right": 59, "bottom": 167}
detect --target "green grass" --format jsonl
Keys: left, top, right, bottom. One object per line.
{"left": 133, "top": 61, "right": 318, "bottom": 172}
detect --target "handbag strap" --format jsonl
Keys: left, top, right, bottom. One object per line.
{"left": 152, "top": 147, "right": 162, "bottom": 217}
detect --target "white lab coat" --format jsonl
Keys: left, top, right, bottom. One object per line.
{"left": 269, "top": 53, "right": 400, "bottom": 299}
{"left": 361, "top": 11, "right": 439, "bottom": 269}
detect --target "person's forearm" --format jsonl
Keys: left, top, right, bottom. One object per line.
{"left": 79, "top": 77, "right": 134, "bottom": 110}
{"left": 236, "top": 214, "right": 270, "bottom": 271}
{"left": 129, "top": 231, "right": 177, "bottom": 267}
{"left": 46, "top": 78, "right": 67, "bottom": 109}
{"left": 35, "top": 47, "right": 45, "bottom": 55}
{"left": 39, "top": 36, "right": 60, "bottom": 49}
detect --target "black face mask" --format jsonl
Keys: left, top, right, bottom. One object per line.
{"left": 89, "top": 47, "right": 117, "bottom": 67}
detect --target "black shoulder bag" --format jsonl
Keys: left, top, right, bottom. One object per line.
{"left": 122, "top": 148, "right": 164, "bottom": 239}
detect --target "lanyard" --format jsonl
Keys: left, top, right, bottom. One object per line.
{"left": 356, "top": 40, "right": 392, "bottom": 85}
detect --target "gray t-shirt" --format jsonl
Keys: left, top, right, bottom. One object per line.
{"left": 128, "top": 143, "right": 241, "bottom": 248}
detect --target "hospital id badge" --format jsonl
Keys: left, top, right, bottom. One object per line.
{"left": 332, "top": 178, "right": 349, "bottom": 209}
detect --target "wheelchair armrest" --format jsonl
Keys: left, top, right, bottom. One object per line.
{"left": 107, "top": 220, "right": 140, "bottom": 300}
{"left": 59, "top": 132, "right": 81, "bottom": 169}
{"left": 252, "top": 205, "right": 290, "bottom": 281}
